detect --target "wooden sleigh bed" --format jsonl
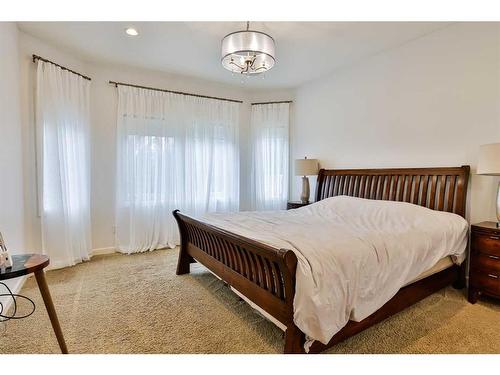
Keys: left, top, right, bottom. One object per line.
{"left": 173, "top": 166, "right": 470, "bottom": 354}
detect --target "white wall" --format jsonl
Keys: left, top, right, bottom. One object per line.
{"left": 18, "top": 29, "right": 294, "bottom": 251}
{"left": 292, "top": 22, "right": 500, "bottom": 223}
{"left": 0, "top": 23, "right": 25, "bottom": 298}
{"left": 0, "top": 23, "right": 25, "bottom": 255}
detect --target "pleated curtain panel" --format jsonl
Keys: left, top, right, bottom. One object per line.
{"left": 250, "top": 102, "right": 290, "bottom": 210}
{"left": 36, "top": 61, "right": 92, "bottom": 269}
{"left": 115, "top": 86, "right": 240, "bottom": 253}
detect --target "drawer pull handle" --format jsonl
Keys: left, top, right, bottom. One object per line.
{"left": 489, "top": 236, "right": 500, "bottom": 240}
{"left": 488, "top": 255, "right": 500, "bottom": 260}
{"left": 487, "top": 274, "right": 499, "bottom": 279}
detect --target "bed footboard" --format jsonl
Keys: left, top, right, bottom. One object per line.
{"left": 173, "top": 210, "right": 302, "bottom": 352}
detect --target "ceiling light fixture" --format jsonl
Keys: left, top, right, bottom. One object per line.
{"left": 125, "top": 27, "right": 139, "bottom": 36}
{"left": 221, "top": 21, "right": 275, "bottom": 75}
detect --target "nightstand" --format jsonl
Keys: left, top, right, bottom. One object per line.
{"left": 468, "top": 222, "right": 500, "bottom": 303}
{"left": 287, "top": 201, "right": 311, "bottom": 210}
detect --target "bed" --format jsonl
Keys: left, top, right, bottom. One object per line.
{"left": 173, "top": 166, "right": 470, "bottom": 353}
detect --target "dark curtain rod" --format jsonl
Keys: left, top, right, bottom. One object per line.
{"left": 251, "top": 100, "right": 293, "bottom": 105}
{"left": 109, "top": 81, "right": 244, "bottom": 104}
{"left": 32, "top": 54, "right": 92, "bottom": 81}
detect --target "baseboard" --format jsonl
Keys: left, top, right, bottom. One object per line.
{"left": 0, "top": 275, "right": 27, "bottom": 316}
{"left": 90, "top": 247, "right": 116, "bottom": 257}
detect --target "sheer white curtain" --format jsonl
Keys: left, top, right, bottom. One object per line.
{"left": 250, "top": 103, "right": 290, "bottom": 210}
{"left": 116, "top": 86, "right": 240, "bottom": 253}
{"left": 36, "top": 61, "right": 92, "bottom": 269}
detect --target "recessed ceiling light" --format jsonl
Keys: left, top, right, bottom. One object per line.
{"left": 125, "top": 28, "right": 139, "bottom": 36}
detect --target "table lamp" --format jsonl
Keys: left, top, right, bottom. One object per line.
{"left": 477, "top": 143, "right": 500, "bottom": 226}
{"left": 295, "top": 157, "right": 319, "bottom": 204}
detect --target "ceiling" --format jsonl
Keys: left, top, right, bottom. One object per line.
{"left": 17, "top": 22, "right": 452, "bottom": 89}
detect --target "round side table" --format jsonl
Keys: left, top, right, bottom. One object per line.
{"left": 0, "top": 254, "right": 68, "bottom": 354}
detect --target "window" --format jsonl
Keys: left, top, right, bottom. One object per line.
{"left": 250, "top": 103, "right": 290, "bottom": 210}
{"left": 36, "top": 60, "right": 92, "bottom": 268}
{"left": 115, "top": 86, "right": 240, "bottom": 252}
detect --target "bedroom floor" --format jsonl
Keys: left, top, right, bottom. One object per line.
{"left": 1, "top": 248, "right": 499, "bottom": 354}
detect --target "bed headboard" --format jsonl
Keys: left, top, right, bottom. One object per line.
{"left": 315, "top": 166, "right": 470, "bottom": 217}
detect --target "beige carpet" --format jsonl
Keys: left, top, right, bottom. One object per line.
{"left": 1, "top": 248, "right": 499, "bottom": 354}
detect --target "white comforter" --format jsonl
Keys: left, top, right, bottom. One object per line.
{"left": 198, "top": 196, "right": 468, "bottom": 349}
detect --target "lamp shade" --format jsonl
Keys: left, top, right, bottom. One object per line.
{"left": 221, "top": 29, "right": 275, "bottom": 75}
{"left": 477, "top": 143, "right": 500, "bottom": 176}
{"left": 295, "top": 158, "right": 319, "bottom": 176}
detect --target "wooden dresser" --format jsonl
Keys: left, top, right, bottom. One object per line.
{"left": 468, "top": 221, "right": 500, "bottom": 303}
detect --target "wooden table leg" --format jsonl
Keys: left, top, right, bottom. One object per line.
{"left": 34, "top": 270, "right": 68, "bottom": 354}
